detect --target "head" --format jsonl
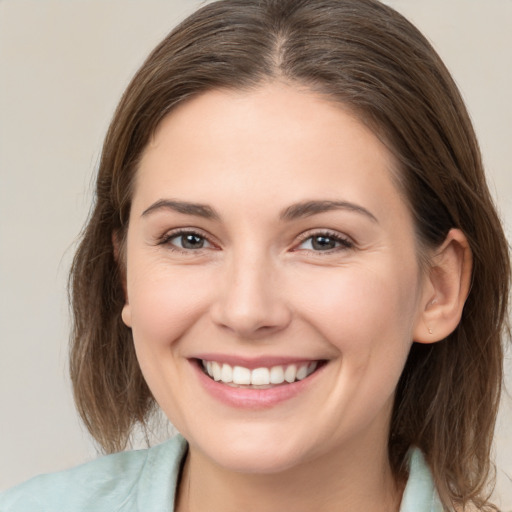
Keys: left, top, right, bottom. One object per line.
{"left": 69, "top": 0, "right": 510, "bottom": 509}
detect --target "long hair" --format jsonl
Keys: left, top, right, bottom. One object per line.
{"left": 69, "top": 1, "right": 510, "bottom": 509}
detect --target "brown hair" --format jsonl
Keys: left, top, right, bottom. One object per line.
{"left": 69, "top": 0, "right": 510, "bottom": 509}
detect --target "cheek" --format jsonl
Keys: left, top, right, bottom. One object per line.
{"left": 126, "top": 264, "right": 213, "bottom": 352}
{"left": 293, "top": 261, "right": 420, "bottom": 359}
{"left": 125, "top": 265, "right": 216, "bottom": 427}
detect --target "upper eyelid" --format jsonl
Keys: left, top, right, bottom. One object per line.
{"left": 297, "top": 229, "right": 345, "bottom": 238}
{"left": 295, "top": 228, "right": 353, "bottom": 243}
{"left": 160, "top": 227, "right": 215, "bottom": 246}
{"left": 161, "top": 227, "right": 210, "bottom": 238}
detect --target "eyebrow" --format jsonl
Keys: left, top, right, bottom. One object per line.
{"left": 141, "top": 198, "right": 377, "bottom": 223}
{"left": 279, "top": 200, "right": 378, "bottom": 223}
{"left": 141, "top": 199, "right": 220, "bottom": 220}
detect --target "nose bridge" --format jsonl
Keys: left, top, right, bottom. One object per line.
{"left": 211, "top": 243, "right": 291, "bottom": 337}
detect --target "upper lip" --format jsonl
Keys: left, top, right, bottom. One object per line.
{"left": 191, "top": 353, "right": 325, "bottom": 369}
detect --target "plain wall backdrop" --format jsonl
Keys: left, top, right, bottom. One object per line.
{"left": 1, "top": 0, "right": 511, "bottom": 508}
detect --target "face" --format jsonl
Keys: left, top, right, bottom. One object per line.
{"left": 122, "top": 83, "right": 429, "bottom": 474}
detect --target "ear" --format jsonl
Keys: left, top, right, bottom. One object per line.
{"left": 413, "top": 228, "right": 472, "bottom": 344}
{"left": 112, "top": 231, "right": 132, "bottom": 328}
{"left": 121, "top": 303, "right": 133, "bottom": 328}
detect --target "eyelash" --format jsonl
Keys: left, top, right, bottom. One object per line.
{"left": 157, "top": 228, "right": 354, "bottom": 254}
{"left": 158, "top": 228, "right": 215, "bottom": 253}
{"left": 294, "top": 230, "right": 354, "bottom": 254}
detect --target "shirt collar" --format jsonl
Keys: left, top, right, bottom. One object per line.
{"left": 399, "top": 448, "right": 444, "bottom": 512}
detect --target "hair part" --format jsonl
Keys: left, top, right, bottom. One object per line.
{"left": 69, "top": 1, "right": 510, "bottom": 509}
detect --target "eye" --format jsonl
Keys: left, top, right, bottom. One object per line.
{"left": 163, "top": 230, "right": 213, "bottom": 251}
{"left": 296, "top": 232, "right": 353, "bottom": 252}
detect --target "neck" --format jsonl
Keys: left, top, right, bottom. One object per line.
{"left": 175, "top": 433, "right": 402, "bottom": 512}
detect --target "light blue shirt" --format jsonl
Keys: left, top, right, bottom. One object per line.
{"left": 0, "top": 435, "right": 443, "bottom": 511}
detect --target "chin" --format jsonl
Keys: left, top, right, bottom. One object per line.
{"left": 188, "top": 426, "right": 314, "bottom": 475}
{"left": 213, "top": 446, "right": 308, "bottom": 475}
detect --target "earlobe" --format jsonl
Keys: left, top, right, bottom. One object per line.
{"left": 121, "top": 304, "right": 132, "bottom": 328}
{"left": 413, "top": 228, "right": 472, "bottom": 344}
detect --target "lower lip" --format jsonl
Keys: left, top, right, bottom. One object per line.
{"left": 191, "top": 360, "right": 325, "bottom": 410}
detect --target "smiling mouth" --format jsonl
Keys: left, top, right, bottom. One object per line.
{"left": 198, "top": 359, "right": 323, "bottom": 389}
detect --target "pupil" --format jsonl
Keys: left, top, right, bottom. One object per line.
{"left": 312, "top": 235, "right": 336, "bottom": 250}
{"left": 183, "top": 234, "right": 204, "bottom": 249}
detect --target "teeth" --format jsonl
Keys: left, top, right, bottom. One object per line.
{"left": 284, "top": 364, "right": 297, "bottom": 383}
{"left": 211, "top": 361, "right": 222, "bottom": 381}
{"left": 232, "top": 366, "right": 251, "bottom": 385}
{"left": 221, "top": 363, "right": 233, "bottom": 383}
{"left": 202, "top": 360, "right": 319, "bottom": 386}
{"left": 269, "top": 365, "right": 285, "bottom": 384}
{"left": 296, "top": 364, "right": 308, "bottom": 380}
{"left": 251, "top": 367, "right": 270, "bottom": 386}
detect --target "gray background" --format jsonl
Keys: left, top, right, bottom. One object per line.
{"left": 1, "top": 0, "right": 511, "bottom": 508}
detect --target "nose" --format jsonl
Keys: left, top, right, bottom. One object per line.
{"left": 210, "top": 252, "right": 292, "bottom": 339}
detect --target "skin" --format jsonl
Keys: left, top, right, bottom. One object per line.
{"left": 120, "top": 82, "right": 471, "bottom": 512}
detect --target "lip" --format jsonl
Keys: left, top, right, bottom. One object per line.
{"left": 190, "top": 357, "right": 326, "bottom": 410}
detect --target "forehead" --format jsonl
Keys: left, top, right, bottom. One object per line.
{"left": 134, "top": 83, "right": 409, "bottom": 226}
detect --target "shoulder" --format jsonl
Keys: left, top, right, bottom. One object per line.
{"left": 0, "top": 434, "right": 187, "bottom": 512}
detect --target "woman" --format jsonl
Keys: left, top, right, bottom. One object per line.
{"left": 1, "top": 0, "right": 509, "bottom": 510}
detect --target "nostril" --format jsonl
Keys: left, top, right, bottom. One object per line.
{"left": 210, "top": 301, "right": 292, "bottom": 339}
